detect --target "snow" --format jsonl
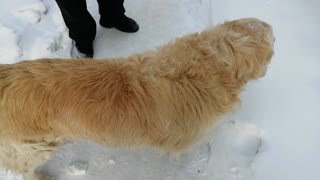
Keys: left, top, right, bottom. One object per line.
{"left": 36, "top": 141, "right": 211, "bottom": 180}
{"left": 66, "top": 162, "right": 88, "bottom": 175}
{"left": 0, "top": 0, "right": 319, "bottom": 180}
{"left": 108, "top": 159, "right": 116, "bottom": 165}
{"left": 0, "top": 25, "right": 22, "bottom": 60}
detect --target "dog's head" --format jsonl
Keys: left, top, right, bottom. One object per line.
{"left": 202, "top": 18, "right": 275, "bottom": 81}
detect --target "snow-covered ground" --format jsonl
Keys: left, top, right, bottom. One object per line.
{"left": 0, "top": 0, "right": 319, "bottom": 180}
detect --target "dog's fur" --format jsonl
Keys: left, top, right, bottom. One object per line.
{"left": 0, "top": 18, "right": 274, "bottom": 179}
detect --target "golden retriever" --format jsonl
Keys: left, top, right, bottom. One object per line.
{"left": 0, "top": 18, "right": 274, "bottom": 179}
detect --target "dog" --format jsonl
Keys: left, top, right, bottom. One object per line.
{"left": 0, "top": 18, "right": 274, "bottom": 179}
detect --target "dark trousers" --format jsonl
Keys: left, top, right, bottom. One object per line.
{"left": 55, "top": 0, "right": 125, "bottom": 46}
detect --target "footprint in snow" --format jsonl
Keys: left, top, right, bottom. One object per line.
{"left": 13, "top": 1, "right": 47, "bottom": 24}
{"left": 207, "top": 118, "right": 263, "bottom": 180}
{"left": 0, "top": 24, "right": 22, "bottom": 62}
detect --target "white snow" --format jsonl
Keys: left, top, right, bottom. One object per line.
{"left": 208, "top": 117, "right": 263, "bottom": 180}
{"left": 66, "top": 162, "right": 88, "bottom": 175}
{"left": 108, "top": 159, "right": 116, "bottom": 165}
{"left": 0, "top": 0, "right": 320, "bottom": 180}
{"left": 0, "top": 25, "right": 22, "bottom": 61}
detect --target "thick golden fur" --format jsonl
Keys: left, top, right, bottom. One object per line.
{"left": 0, "top": 18, "right": 274, "bottom": 179}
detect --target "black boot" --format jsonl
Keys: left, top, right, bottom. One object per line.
{"left": 100, "top": 15, "right": 139, "bottom": 33}
{"left": 55, "top": 0, "right": 96, "bottom": 58}
{"left": 71, "top": 41, "right": 94, "bottom": 59}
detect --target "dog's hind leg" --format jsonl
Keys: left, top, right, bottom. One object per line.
{"left": 0, "top": 138, "right": 66, "bottom": 180}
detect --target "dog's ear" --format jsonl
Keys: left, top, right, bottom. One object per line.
{"left": 225, "top": 34, "right": 258, "bottom": 79}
